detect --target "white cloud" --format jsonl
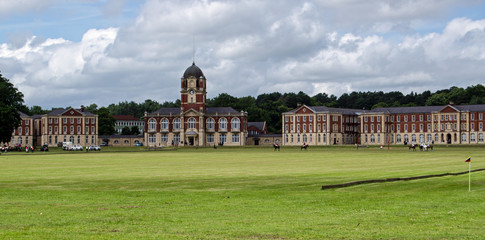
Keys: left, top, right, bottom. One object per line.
{"left": 0, "top": 0, "right": 485, "bottom": 108}
{"left": 0, "top": 0, "right": 58, "bottom": 18}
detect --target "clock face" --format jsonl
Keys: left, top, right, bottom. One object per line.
{"left": 190, "top": 90, "right": 194, "bottom": 94}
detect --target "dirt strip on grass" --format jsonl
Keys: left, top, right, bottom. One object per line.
{"left": 321, "top": 168, "right": 485, "bottom": 190}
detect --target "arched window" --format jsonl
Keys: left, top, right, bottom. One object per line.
{"left": 69, "top": 136, "right": 74, "bottom": 143}
{"left": 370, "top": 134, "right": 375, "bottom": 143}
{"left": 478, "top": 133, "right": 484, "bottom": 142}
{"left": 231, "top": 118, "right": 240, "bottom": 130}
{"left": 404, "top": 134, "right": 409, "bottom": 143}
{"left": 206, "top": 118, "right": 215, "bottom": 129}
{"left": 396, "top": 134, "right": 401, "bottom": 143}
{"left": 188, "top": 118, "right": 196, "bottom": 129}
{"left": 470, "top": 133, "right": 476, "bottom": 142}
{"left": 173, "top": 118, "right": 181, "bottom": 130}
{"left": 303, "top": 134, "right": 307, "bottom": 142}
{"left": 462, "top": 133, "right": 467, "bottom": 142}
{"left": 219, "top": 118, "right": 227, "bottom": 130}
{"left": 419, "top": 134, "right": 424, "bottom": 143}
{"left": 148, "top": 119, "right": 156, "bottom": 130}
{"left": 161, "top": 118, "right": 169, "bottom": 130}
{"left": 124, "top": 140, "right": 129, "bottom": 144}
{"left": 411, "top": 134, "right": 416, "bottom": 143}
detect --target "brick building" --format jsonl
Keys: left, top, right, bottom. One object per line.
{"left": 144, "top": 62, "right": 247, "bottom": 147}
{"left": 40, "top": 107, "right": 98, "bottom": 147}
{"left": 282, "top": 105, "right": 361, "bottom": 146}
{"left": 360, "top": 104, "right": 485, "bottom": 145}
{"left": 3, "top": 107, "right": 98, "bottom": 148}
{"left": 4, "top": 112, "right": 36, "bottom": 148}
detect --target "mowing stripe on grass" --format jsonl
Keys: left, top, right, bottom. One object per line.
{"left": 321, "top": 168, "right": 485, "bottom": 190}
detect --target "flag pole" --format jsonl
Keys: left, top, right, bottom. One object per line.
{"left": 468, "top": 161, "right": 471, "bottom": 192}
{"left": 465, "top": 156, "right": 471, "bottom": 192}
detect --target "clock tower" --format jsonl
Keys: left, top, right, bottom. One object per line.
{"left": 181, "top": 62, "right": 206, "bottom": 112}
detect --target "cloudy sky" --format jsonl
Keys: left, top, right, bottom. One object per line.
{"left": 1, "top": 0, "right": 485, "bottom": 108}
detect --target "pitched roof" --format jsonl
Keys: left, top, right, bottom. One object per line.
{"left": 47, "top": 108, "right": 96, "bottom": 116}
{"left": 19, "top": 111, "right": 30, "bottom": 118}
{"left": 205, "top": 107, "right": 241, "bottom": 114}
{"left": 150, "top": 107, "right": 181, "bottom": 115}
{"left": 248, "top": 122, "right": 265, "bottom": 130}
{"left": 454, "top": 104, "right": 485, "bottom": 112}
{"left": 369, "top": 106, "right": 443, "bottom": 114}
{"left": 284, "top": 105, "right": 363, "bottom": 115}
{"left": 368, "top": 104, "right": 485, "bottom": 114}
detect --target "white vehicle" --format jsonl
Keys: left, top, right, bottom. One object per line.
{"left": 89, "top": 145, "right": 101, "bottom": 151}
{"left": 70, "top": 145, "right": 83, "bottom": 151}
{"left": 62, "top": 142, "right": 73, "bottom": 150}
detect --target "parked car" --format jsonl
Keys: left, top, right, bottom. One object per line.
{"left": 135, "top": 142, "right": 143, "bottom": 146}
{"left": 100, "top": 142, "right": 108, "bottom": 147}
{"left": 71, "top": 145, "right": 83, "bottom": 151}
{"left": 62, "top": 142, "right": 73, "bottom": 150}
{"left": 40, "top": 145, "right": 49, "bottom": 152}
{"left": 89, "top": 145, "right": 101, "bottom": 151}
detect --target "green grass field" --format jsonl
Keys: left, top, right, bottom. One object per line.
{"left": 1, "top": 146, "right": 484, "bottom": 239}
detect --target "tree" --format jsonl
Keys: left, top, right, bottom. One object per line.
{"left": 130, "top": 126, "right": 140, "bottom": 135}
{"left": 85, "top": 103, "right": 98, "bottom": 114}
{"left": 29, "top": 105, "right": 48, "bottom": 115}
{"left": 371, "top": 102, "right": 389, "bottom": 109}
{"left": 425, "top": 93, "right": 449, "bottom": 106}
{"left": 97, "top": 107, "right": 116, "bottom": 136}
{"left": 121, "top": 126, "right": 131, "bottom": 135}
{"left": 0, "top": 73, "right": 25, "bottom": 144}
{"left": 207, "top": 93, "right": 237, "bottom": 107}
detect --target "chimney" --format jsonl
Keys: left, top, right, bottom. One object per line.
{"left": 449, "top": 101, "right": 454, "bottom": 106}
{"left": 80, "top": 105, "right": 85, "bottom": 112}
{"left": 297, "top": 103, "right": 301, "bottom": 108}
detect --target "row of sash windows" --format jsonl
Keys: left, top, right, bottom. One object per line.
{"left": 148, "top": 118, "right": 240, "bottom": 131}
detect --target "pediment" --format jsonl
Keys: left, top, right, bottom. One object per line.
{"left": 295, "top": 105, "right": 315, "bottom": 114}
{"left": 439, "top": 105, "right": 459, "bottom": 113}
{"left": 183, "top": 108, "right": 202, "bottom": 116}
{"left": 61, "top": 108, "right": 83, "bottom": 116}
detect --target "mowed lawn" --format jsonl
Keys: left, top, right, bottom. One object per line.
{"left": 1, "top": 146, "right": 484, "bottom": 239}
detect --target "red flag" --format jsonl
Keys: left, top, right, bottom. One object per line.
{"left": 465, "top": 156, "right": 471, "bottom": 162}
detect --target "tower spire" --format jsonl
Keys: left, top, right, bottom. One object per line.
{"left": 192, "top": 35, "right": 195, "bottom": 64}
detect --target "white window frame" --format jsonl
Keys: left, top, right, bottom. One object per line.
{"left": 219, "top": 118, "right": 227, "bottom": 130}
{"left": 231, "top": 118, "right": 240, "bottom": 130}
